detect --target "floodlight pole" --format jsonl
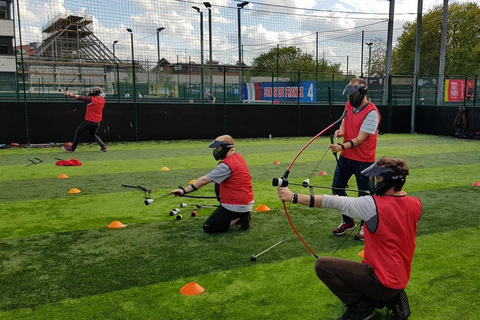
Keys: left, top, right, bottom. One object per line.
{"left": 204, "top": 2, "right": 213, "bottom": 92}
{"left": 411, "top": 0, "right": 423, "bottom": 133}
{"left": 113, "top": 40, "right": 120, "bottom": 102}
{"left": 156, "top": 27, "right": 165, "bottom": 85}
{"left": 127, "top": 28, "right": 138, "bottom": 141}
{"left": 366, "top": 42, "right": 373, "bottom": 78}
{"left": 237, "top": 2, "right": 249, "bottom": 102}
{"left": 193, "top": 6, "right": 205, "bottom": 102}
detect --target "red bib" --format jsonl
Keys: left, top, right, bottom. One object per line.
{"left": 85, "top": 96, "right": 105, "bottom": 122}
{"left": 363, "top": 195, "right": 422, "bottom": 289}
{"left": 219, "top": 153, "right": 254, "bottom": 205}
{"left": 342, "top": 101, "right": 380, "bottom": 163}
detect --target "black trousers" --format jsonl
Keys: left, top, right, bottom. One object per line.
{"left": 203, "top": 205, "right": 249, "bottom": 233}
{"left": 72, "top": 120, "right": 106, "bottom": 150}
{"left": 315, "top": 257, "right": 400, "bottom": 305}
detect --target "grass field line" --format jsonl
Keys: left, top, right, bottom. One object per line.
{"left": 0, "top": 225, "right": 478, "bottom": 320}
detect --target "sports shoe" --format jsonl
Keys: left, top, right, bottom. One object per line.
{"left": 62, "top": 146, "right": 74, "bottom": 152}
{"left": 337, "top": 301, "right": 376, "bottom": 320}
{"left": 238, "top": 212, "right": 251, "bottom": 230}
{"left": 354, "top": 225, "right": 365, "bottom": 241}
{"left": 333, "top": 221, "right": 356, "bottom": 236}
{"left": 99, "top": 146, "right": 108, "bottom": 152}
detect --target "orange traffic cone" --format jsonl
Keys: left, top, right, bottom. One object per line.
{"left": 68, "top": 188, "right": 81, "bottom": 194}
{"left": 189, "top": 179, "right": 196, "bottom": 185}
{"left": 256, "top": 204, "right": 271, "bottom": 212}
{"left": 472, "top": 181, "right": 480, "bottom": 187}
{"left": 318, "top": 171, "right": 327, "bottom": 176}
{"left": 161, "top": 167, "right": 170, "bottom": 171}
{"left": 108, "top": 220, "right": 127, "bottom": 229}
{"left": 358, "top": 250, "right": 365, "bottom": 258}
{"left": 57, "top": 173, "right": 69, "bottom": 179}
{"left": 180, "top": 282, "right": 205, "bottom": 296}
{"left": 272, "top": 161, "right": 280, "bottom": 165}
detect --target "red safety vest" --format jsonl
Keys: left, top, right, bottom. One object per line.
{"left": 363, "top": 195, "right": 422, "bottom": 289}
{"left": 85, "top": 96, "right": 105, "bottom": 122}
{"left": 219, "top": 153, "right": 254, "bottom": 205}
{"left": 342, "top": 101, "right": 380, "bottom": 163}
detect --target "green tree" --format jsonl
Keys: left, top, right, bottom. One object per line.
{"left": 392, "top": 2, "right": 480, "bottom": 76}
{"left": 366, "top": 38, "right": 387, "bottom": 77}
{"left": 250, "top": 46, "right": 342, "bottom": 81}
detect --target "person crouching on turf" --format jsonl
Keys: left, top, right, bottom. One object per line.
{"left": 63, "top": 86, "right": 107, "bottom": 152}
{"left": 277, "top": 157, "right": 421, "bottom": 320}
{"left": 170, "top": 135, "right": 254, "bottom": 233}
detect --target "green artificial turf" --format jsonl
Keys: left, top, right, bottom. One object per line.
{"left": 0, "top": 134, "right": 479, "bottom": 319}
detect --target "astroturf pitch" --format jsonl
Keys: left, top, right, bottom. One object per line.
{"left": 0, "top": 134, "right": 479, "bottom": 319}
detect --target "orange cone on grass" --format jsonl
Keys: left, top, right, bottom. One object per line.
{"left": 472, "top": 181, "right": 480, "bottom": 187}
{"left": 358, "top": 250, "right": 365, "bottom": 258}
{"left": 57, "top": 173, "right": 68, "bottom": 179}
{"left": 180, "top": 282, "right": 205, "bottom": 296}
{"left": 161, "top": 167, "right": 170, "bottom": 171}
{"left": 108, "top": 220, "right": 127, "bottom": 229}
{"left": 272, "top": 161, "right": 280, "bottom": 165}
{"left": 68, "top": 188, "right": 81, "bottom": 194}
{"left": 256, "top": 204, "right": 271, "bottom": 212}
{"left": 318, "top": 171, "right": 327, "bottom": 176}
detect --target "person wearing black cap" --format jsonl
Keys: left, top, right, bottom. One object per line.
{"left": 330, "top": 77, "right": 381, "bottom": 240}
{"left": 277, "top": 157, "right": 421, "bottom": 320}
{"left": 170, "top": 135, "right": 254, "bottom": 233}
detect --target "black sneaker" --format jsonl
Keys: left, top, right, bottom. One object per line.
{"left": 350, "top": 300, "right": 376, "bottom": 320}
{"left": 238, "top": 212, "right": 251, "bottom": 230}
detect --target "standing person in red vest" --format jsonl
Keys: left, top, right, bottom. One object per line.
{"left": 277, "top": 157, "right": 421, "bottom": 320}
{"left": 170, "top": 135, "right": 254, "bottom": 233}
{"left": 330, "top": 78, "right": 381, "bottom": 240}
{"left": 62, "top": 86, "right": 107, "bottom": 152}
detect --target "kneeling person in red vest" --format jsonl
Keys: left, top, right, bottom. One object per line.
{"left": 170, "top": 135, "right": 254, "bottom": 233}
{"left": 277, "top": 157, "right": 421, "bottom": 320}
{"left": 63, "top": 86, "right": 107, "bottom": 152}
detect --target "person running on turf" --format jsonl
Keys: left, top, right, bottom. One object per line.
{"left": 170, "top": 135, "right": 254, "bottom": 233}
{"left": 63, "top": 86, "right": 107, "bottom": 152}
{"left": 277, "top": 157, "right": 421, "bottom": 320}
{"left": 330, "top": 77, "right": 381, "bottom": 241}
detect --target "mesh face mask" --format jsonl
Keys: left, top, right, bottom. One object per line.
{"left": 361, "top": 163, "right": 406, "bottom": 195}
{"left": 342, "top": 84, "right": 367, "bottom": 107}
{"left": 209, "top": 140, "right": 234, "bottom": 160}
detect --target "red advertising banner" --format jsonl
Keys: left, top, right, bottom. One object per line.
{"left": 445, "top": 79, "right": 475, "bottom": 102}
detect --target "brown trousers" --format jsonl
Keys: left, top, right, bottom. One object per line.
{"left": 315, "top": 257, "right": 401, "bottom": 305}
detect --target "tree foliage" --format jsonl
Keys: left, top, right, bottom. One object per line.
{"left": 249, "top": 46, "right": 342, "bottom": 80}
{"left": 392, "top": 2, "right": 480, "bottom": 76}
{"left": 366, "top": 38, "right": 387, "bottom": 77}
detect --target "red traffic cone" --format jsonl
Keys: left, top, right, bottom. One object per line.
{"left": 472, "top": 181, "right": 480, "bottom": 187}
{"left": 318, "top": 171, "right": 327, "bottom": 176}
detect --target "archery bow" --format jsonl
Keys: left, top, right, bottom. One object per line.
{"left": 272, "top": 109, "right": 347, "bottom": 259}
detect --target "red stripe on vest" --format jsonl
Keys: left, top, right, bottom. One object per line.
{"left": 85, "top": 96, "right": 105, "bottom": 122}
{"left": 219, "top": 153, "right": 254, "bottom": 205}
{"left": 364, "top": 195, "right": 422, "bottom": 289}
{"left": 342, "top": 101, "right": 380, "bottom": 163}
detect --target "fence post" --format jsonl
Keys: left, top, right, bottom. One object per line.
{"left": 297, "top": 70, "right": 301, "bottom": 137}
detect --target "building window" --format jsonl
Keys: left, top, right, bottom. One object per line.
{"left": 0, "top": 36, "right": 12, "bottom": 54}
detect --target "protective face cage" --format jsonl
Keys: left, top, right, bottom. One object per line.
{"left": 88, "top": 87, "right": 101, "bottom": 96}
{"left": 342, "top": 84, "right": 367, "bottom": 107}
{"left": 208, "top": 140, "right": 234, "bottom": 160}
{"left": 361, "top": 163, "right": 406, "bottom": 195}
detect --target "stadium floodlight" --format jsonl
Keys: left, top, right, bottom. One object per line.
{"left": 237, "top": 2, "right": 249, "bottom": 102}
{"left": 237, "top": 1, "right": 249, "bottom": 8}
{"left": 192, "top": 6, "right": 200, "bottom": 12}
{"left": 203, "top": 2, "right": 211, "bottom": 8}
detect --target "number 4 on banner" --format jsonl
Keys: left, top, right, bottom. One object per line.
{"left": 307, "top": 83, "right": 314, "bottom": 101}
